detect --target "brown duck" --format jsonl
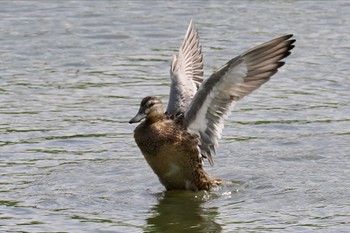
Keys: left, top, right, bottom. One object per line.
{"left": 129, "top": 20, "right": 295, "bottom": 191}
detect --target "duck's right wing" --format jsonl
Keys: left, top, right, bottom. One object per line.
{"left": 166, "top": 20, "right": 204, "bottom": 116}
{"left": 184, "top": 35, "right": 295, "bottom": 165}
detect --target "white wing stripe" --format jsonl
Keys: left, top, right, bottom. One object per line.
{"left": 186, "top": 61, "right": 248, "bottom": 165}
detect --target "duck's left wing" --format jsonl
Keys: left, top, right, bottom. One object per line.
{"left": 166, "top": 20, "right": 204, "bottom": 116}
{"left": 184, "top": 35, "right": 295, "bottom": 165}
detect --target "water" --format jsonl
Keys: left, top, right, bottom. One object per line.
{"left": 1, "top": 1, "right": 349, "bottom": 232}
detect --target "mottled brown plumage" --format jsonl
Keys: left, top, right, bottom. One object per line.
{"left": 131, "top": 96, "right": 221, "bottom": 191}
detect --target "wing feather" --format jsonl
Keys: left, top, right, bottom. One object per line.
{"left": 184, "top": 35, "right": 295, "bottom": 165}
{"left": 166, "top": 20, "right": 204, "bottom": 116}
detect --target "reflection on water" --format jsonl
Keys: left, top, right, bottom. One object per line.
{"left": 145, "top": 191, "right": 222, "bottom": 233}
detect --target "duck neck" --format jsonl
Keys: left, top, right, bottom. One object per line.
{"left": 146, "top": 111, "right": 164, "bottom": 124}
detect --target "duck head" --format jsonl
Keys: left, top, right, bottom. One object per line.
{"left": 129, "top": 96, "right": 164, "bottom": 124}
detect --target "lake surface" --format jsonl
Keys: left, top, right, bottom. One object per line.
{"left": 1, "top": 1, "right": 349, "bottom": 232}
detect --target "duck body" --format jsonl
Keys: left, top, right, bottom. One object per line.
{"left": 131, "top": 97, "right": 219, "bottom": 191}
{"left": 129, "top": 21, "right": 295, "bottom": 191}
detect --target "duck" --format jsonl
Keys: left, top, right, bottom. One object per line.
{"left": 129, "top": 20, "right": 295, "bottom": 191}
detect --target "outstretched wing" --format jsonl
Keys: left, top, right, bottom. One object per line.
{"left": 184, "top": 35, "right": 295, "bottom": 165}
{"left": 166, "top": 20, "right": 204, "bottom": 116}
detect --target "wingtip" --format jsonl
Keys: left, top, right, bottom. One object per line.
{"left": 188, "top": 19, "right": 198, "bottom": 33}
{"left": 189, "top": 19, "right": 196, "bottom": 32}
{"left": 285, "top": 35, "right": 296, "bottom": 45}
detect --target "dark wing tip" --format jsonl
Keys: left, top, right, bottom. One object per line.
{"left": 277, "top": 61, "right": 286, "bottom": 68}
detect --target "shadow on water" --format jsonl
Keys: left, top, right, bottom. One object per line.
{"left": 144, "top": 191, "right": 222, "bottom": 233}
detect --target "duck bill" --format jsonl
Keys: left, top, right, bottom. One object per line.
{"left": 129, "top": 111, "right": 146, "bottom": 124}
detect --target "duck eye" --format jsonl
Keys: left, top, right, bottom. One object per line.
{"left": 147, "top": 101, "right": 155, "bottom": 108}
